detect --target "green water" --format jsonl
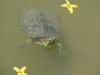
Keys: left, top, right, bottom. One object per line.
{"left": 0, "top": 0, "right": 100, "bottom": 75}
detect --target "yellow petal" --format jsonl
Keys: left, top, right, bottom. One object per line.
{"left": 18, "top": 73, "right": 27, "bottom": 75}
{"left": 21, "top": 66, "right": 26, "bottom": 72}
{"left": 19, "top": 73, "right": 27, "bottom": 75}
{"left": 13, "top": 67, "right": 20, "bottom": 72}
{"left": 71, "top": 4, "right": 78, "bottom": 8}
{"left": 24, "top": 73, "right": 27, "bottom": 75}
{"left": 61, "top": 4, "right": 67, "bottom": 7}
{"left": 18, "top": 73, "right": 21, "bottom": 75}
{"left": 66, "top": 0, "right": 70, "bottom": 4}
{"left": 68, "top": 7, "right": 73, "bottom": 14}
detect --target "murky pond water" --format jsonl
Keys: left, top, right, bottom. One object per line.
{"left": 0, "top": 0, "right": 100, "bottom": 75}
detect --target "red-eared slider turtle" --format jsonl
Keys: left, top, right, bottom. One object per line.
{"left": 18, "top": 10, "right": 64, "bottom": 51}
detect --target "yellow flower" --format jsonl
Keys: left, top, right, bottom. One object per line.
{"left": 61, "top": 0, "right": 78, "bottom": 14}
{"left": 13, "top": 66, "right": 27, "bottom": 75}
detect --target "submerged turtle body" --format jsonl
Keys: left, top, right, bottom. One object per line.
{"left": 19, "top": 10, "right": 62, "bottom": 48}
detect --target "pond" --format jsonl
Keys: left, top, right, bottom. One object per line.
{"left": 0, "top": 0, "right": 100, "bottom": 75}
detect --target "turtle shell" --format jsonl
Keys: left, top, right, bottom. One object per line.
{"left": 19, "top": 10, "right": 61, "bottom": 42}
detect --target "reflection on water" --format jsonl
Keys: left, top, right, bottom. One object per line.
{"left": 0, "top": 0, "right": 100, "bottom": 75}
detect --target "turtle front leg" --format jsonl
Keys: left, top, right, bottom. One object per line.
{"left": 17, "top": 39, "right": 32, "bottom": 48}
{"left": 57, "top": 42, "right": 66, "bottom": 55}
{"left": 57, "top": 42, "right": 63, "bottom": 47}
{"left": 34, "top": 41, "right": 43, "bottom": 46}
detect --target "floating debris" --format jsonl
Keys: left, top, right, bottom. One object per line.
{"left": 61, "top": 0, "right": 78, "bottom": 15}
{"left": 13, "top": 66, "right": 27, "bottom": 75}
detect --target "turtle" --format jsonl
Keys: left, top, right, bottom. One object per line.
{"left": 18, "top": 10, "right": 63, "bottom": 50}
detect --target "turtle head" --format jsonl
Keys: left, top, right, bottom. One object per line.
{"left": 35, "top": 36, "right": 63, "bottom": 49}
{"left": 40, "top": 36, "right": 56, "bottom": 48}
